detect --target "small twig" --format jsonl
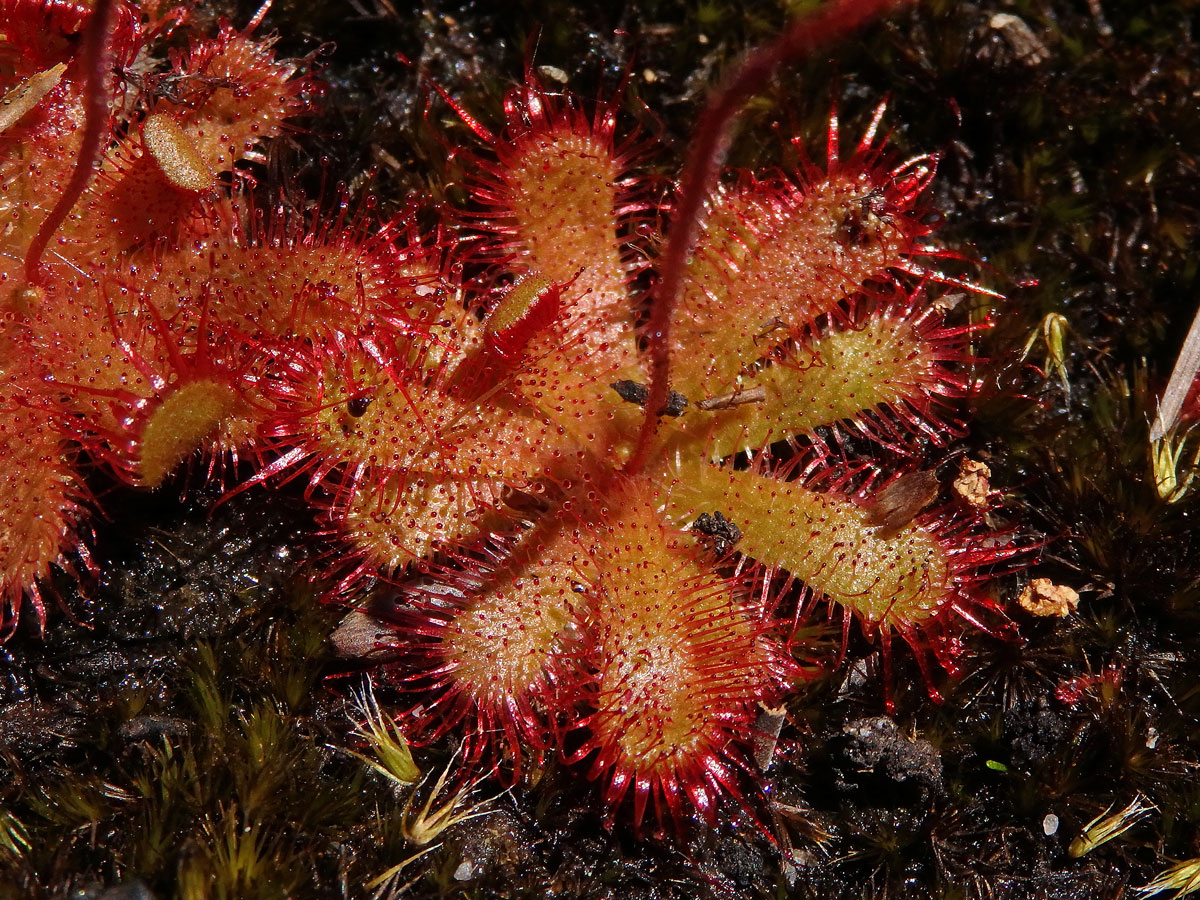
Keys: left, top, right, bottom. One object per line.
{"left": 696, "top": 385, "right": 767, "bottom": 411}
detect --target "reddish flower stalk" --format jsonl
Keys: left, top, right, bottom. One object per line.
{"left": 23, "top": 0, "right": 118, "bottom": 286}
{"left": 628, "top": 0, "right": 904, "bottom": 477}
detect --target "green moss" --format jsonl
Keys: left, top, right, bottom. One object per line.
{"left": 0, "top": 581, "right": 429, "bottom": 898}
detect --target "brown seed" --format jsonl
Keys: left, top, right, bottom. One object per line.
{"left": 865, "top": 470, "right": 940, "bottom": 537}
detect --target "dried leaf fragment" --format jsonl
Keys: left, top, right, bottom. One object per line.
{"left": 1151, "top": 301, "right": 1200, "bottom": 442}
{"left": 752, "top": 702, "right": 787, "bottom": 770}
{"left": 0, "top": 63, "right": 66, "bottom": 135}
{"left": 986, "top": 13, "right": 1051, "bottom": 67}
{"left": 1017, "top": 577, "right": 1080, "bottom": 617}
{"left": 953, "top": 458, "right": 992, "bottom": 508}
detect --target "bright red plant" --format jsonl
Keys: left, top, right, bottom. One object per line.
{"left": 0, "top": 0, "right": 1022, "bottom": 830}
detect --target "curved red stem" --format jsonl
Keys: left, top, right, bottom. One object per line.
{"left": 24, "top": 0, "right": 118, "bottom": 286}
{"left": 624, "top": 0, "right": 905, "bottom": 476}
